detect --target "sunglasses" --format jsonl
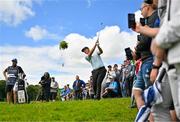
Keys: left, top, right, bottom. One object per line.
{"left": 139, "top": 5, "right": 149, "bottom": 11}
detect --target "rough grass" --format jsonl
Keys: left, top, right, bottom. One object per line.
{"left": 0, "top": 98, "right": 137, "bottom": 121}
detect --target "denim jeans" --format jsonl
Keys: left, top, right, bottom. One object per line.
{"left": 121, "top": 81, "right": 127, "bottom": 97}
{"left": 133, "top": 56, "right": 153, "bottom": 91}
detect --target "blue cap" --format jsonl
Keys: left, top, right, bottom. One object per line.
{"left": 12, "top": 58, "right": 17, "bottom": 63}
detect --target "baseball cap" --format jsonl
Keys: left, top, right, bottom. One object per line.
{"left": 12, "top": 58, "right": 17, "bottom": 63}
{"left": 81, "top": 47, "right": 89, "bottom": 52}
{"left": 144, "top": 0, "right": 153, "bottom": 4}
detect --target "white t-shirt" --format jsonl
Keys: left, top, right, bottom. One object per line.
{"left": 50, "top": 81, "right": 59, "bottom": 93}
{"left": 85, "top": 51, "right": 104, "bottom": 70}
{"left": 105, "top": 70, "right": 116, "bottom": 83}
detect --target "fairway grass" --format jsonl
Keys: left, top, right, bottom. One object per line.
{"left": 0, "top": 98, "right": 137, "bottom": 121}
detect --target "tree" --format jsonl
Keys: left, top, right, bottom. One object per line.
{"left": 26, "top": 85, "right": 41, "bottom": 101}
{"left": 0, "top": 80, "right": 6, "bottom": 101}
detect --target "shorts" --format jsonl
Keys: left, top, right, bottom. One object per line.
{"left": 133, "top": 57, "right": 153, "bottom": 91}
{"left": 6, "top": 85, "right": 14, "bottom": 93}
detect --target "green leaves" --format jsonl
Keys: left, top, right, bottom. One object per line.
{"left": 59, "top": 41, "right": 68, "bottom": 50}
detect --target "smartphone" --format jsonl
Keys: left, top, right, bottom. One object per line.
{"left": 140, "top": 18, "right": 145, "bottom": 26}
{"left": 128, "top": 13, "right": 136, "bottom": 29}
{"left": 125, "top": 47, "right": 133, "bottom": 60}
{"left": 137, "top": 35, "right": 142, "bottom": 41}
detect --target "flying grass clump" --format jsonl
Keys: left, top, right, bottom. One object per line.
{"left": 59, "top": 41, "right": 68, "bottom": 50}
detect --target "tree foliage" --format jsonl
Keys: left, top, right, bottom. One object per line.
{"left": 27, "top": 85, "right": 41, "bottom": 101}
{"left": 59, "top": 41, "right": 68, "bottom": 50}
{"left": 0, "top": 80, "right": 6, "bottom": 101}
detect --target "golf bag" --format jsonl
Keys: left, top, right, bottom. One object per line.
{"left": 16, "top": 79, "right": 29, "bottom": 104}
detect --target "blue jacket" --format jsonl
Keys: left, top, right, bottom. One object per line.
{"left": 73, "top": 80, "right": 86, "bottom": 91}
{"left": 108, "top": 81, "right": 118, "bottom": 93}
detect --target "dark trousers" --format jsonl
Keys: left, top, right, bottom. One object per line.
{"left": 50, "top": 92, "right": 57, "bottom": 101}
{"left": 126, "top": 77, "right": 134, "bottom": 97}
{"left": 74, "top": 90, "right": 82, "bottom": 100}
{"left": 42, "top": 87, "right": 50, "bottom": 102}
{"left": 92, "top": 67, "right": 106, "bottom": 100}
{"left": 102, "top": 90, "right": 118, "bottom": 98}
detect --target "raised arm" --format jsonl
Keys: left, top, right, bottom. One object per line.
{"left": 3, "top": 70, "right": 8, "bottom": 81}
{"left": 133, "top": 23, "right": 159, "bottom": 38}
{"left": 97, "top": 44, "right": 103, "bottom": 55}
{"left": 96, "top": 37, "right": 103, "bottom": 55}
{"left": 139, "top": 25, "right": 159, "bottom": 38}
{"left": 87, "top": 38, "right": 99, "bottom": 57}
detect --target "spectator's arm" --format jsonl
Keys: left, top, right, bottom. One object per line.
{"left": 140, "top": 26, "right": 159, "bottom": 38}
{"left": 3, "top": 68, "right": 8, "bottom": 81}
{"left": 81, "top": 80, "right": 86, "bottom": 88}
{"left": 133, "top": 23, "right": 159, "bottom": 38}
{"left": 106, "top": 87, "right": 114, "bottom": 90}
{"left": 155, "top": 2, "right": 180, "bottom": 49}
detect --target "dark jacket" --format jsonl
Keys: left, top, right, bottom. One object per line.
{"left": 73, "top": 80, "right": 86, "bottom": 91}
{"left": 136, "top": 11, "right": 159, "bottom": 59}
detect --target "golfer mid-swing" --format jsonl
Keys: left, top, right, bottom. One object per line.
{"left": 82, "top": 38, "right": 106, "bottom": 100}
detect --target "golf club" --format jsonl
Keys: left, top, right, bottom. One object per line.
{"left": 97, "top": 22, "right": 103, "bottom": 44}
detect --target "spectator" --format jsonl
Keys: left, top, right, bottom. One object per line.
{"left": 113, "top": 64, "right": 122, "bottom": 97}
{"left": 66, "top": 84, "right": 72, "bottom": 100}
{"left": 101, "top": 65, "right": 116, "bottom": 98}
{"left": 3, "top": 58, "right": 26, "bottom": 104}
{"left": 82, "top": 88, "right": 88, "bottom": 100}
{"left": 113, "top": 64, "right": 120, "bottom": 81}
{"left": 72, "top": 75, "right": 86, "bottom": 100}
{"left": 61, "top": 85, "right": 67, "bottom": 101}
{"left": 50, "top": 77, "right": 59, "bottom": 102}
{"left": 131, "top": 0, "right": 177, "bottom": 121}
{"left": 61, "top": 85, "right": 71, "bottom": 101}
{"left": 81, "top": 38, "right": 106, "bottom": 100}
{"left": 130, "top": 50, "right": 142, "bottom": 108}
{"left": 102, "top": 75, "right": 119, "bottom": 98}
{"left": 119, "top": 63, "right": 126, "bottom": 97}
{"left": 150, "top": 0, "right": 180, "bottom": 120}
{"left": 124, "top": 60, "right": 135, "bottom": 97}
{"left": 121, "top": 60, "right": 130, "bottom": 97}
{"left": 132, "top": 0, "right": 159, "bottom": 110}
{"left": 88, "top": 76, "right": 94, "bottom": 99}
{"left": 39, "top": 72, "right": 51, "bottom": 102}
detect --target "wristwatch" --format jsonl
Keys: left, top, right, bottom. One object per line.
{"left": 152, "top": 63, "right": 162, "bottom": 69}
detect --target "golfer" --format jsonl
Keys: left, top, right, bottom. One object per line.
{"left": 81, "top": 38, "right": 106, "bottom": 100}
